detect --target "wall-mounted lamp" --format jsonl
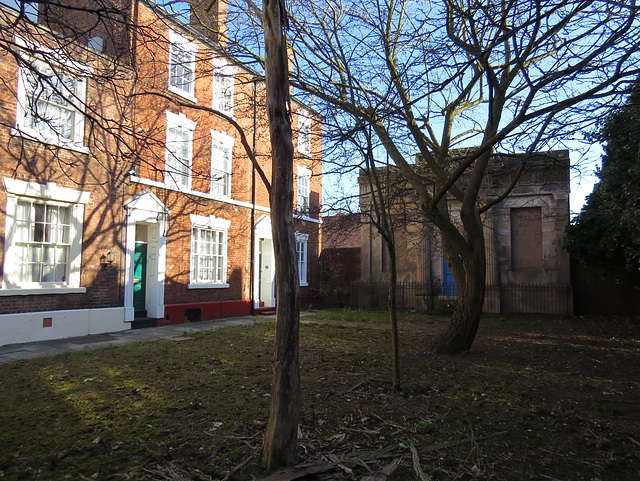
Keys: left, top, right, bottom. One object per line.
{"left": 100, "top": 251, "right": 115, "bottom": 269}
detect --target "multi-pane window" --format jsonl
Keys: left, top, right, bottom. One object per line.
{"left": 189, "top": 214, "right": 230, "bottom": 288}
{"left": 191, "top": 227, "right": 227, "bottom": 284}
{"left": 298, "top": 114, "right": 312, "bottom": 156}
{"left": 168, "top": 31, "right": 197, "bottom": 100}
{"left": 297, "top": 165, "right": 311, "bottom": 213}
{"left": 14, "top": 200, "right": 70, "bottom": 284}
{"left": 295, "top": 233, "right": 308, "bottom": 286}
{"left": 3, "top": 178, "right": 89, "bottom": 292}
{"left": 165, "top": 111, "right": 196, "bottom": 190}
{"left": 17, "top": 62, "right": 86, "bottom": 146}
{"left": 212, "top": 60, "right": 234, "bottom": 115}
{"left": 211, "top": 131, "right": 234, "bottom": 198}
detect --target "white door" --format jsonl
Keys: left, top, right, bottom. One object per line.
{"left": 259, "top": 238, "right": 275, "bottom": 307}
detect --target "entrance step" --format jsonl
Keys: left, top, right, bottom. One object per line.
{"left": 130, "top": 317, "right": 157, "bottom": 329}
{"left": 254, "top": 307, "right": 276, "bottom": 315}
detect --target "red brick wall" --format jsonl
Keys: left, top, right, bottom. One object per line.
{"left": 129, "top": 1, "right": 323, "bottom": 308}
{"left": 0, "top": 1, "right": 323, "bottom": 317}
{"left": 0, "top": 18, "right": 133, "bottom": 313}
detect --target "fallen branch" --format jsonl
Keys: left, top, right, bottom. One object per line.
{"left": 222, "top": 453, "right": 256, "bottom": 481}
{"left": 360, "top": 457, "right": 402, "bottom": 481}
{"left": 346, "top": 444, "right": 401, "bottom": 462}
{"left": 328, "top": 453, "right": 354, "bottom": 476}
{"left": 421, "top": 431, "right": 507, "bottom": 453}
{"left": 346, "top": 427, "right": 384, "bottom": 435}
{"left": 410, "top": 440, "right": 432, "bottom": 481}
{"left": 347, "top": 380, "right": 369, "bottom": 392}
{"left": 383, "top": 421, "right": 406, "bottom": 430}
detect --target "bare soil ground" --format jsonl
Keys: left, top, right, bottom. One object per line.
{"left": 0, "top": 310, "right": 638, "bottom": 481}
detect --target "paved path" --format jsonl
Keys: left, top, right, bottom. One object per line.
{"left": 0, "top": 315, "right": 275, "bottom": 364}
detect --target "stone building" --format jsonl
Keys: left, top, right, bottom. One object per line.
{"left": 358, "top": 150, "right": 572, "bottom": 314}
{"left": 0, "top": 0, "right": 322, "bottom": 345}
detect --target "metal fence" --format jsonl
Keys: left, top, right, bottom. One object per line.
{"left": 351, "top": 281, "right": 573, "bottom": 315}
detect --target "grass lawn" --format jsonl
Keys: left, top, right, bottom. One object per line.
{"left": 0, "top": 310, "right": 639, "bottom": 480}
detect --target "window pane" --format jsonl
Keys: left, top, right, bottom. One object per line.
{"left": 170, "top": 46, "right": 194, "bottom": 93}
{"left": 166, "top": 124, "right": 191, "bottom": 187}
{"left": 211, "top": 141, "right": 231, "bottom": 197}
{"left": 14, "top": 202, "right": 71, "bottom": 284}
{"left": 298, "top": 117, "right": 311, "bottom": 154}
{"left": 24, "top": 67, "right": 78, "bottom": 141}
{"left": 16, "top": 201, "right": 32, "bottom": 242}
{"left": 33, "top": 203, "right": 45, "bottom": 242}
{"left": 213, "top": 73, "right": 233, "bottom": 113}
{"left": 42, "top": 246, "right": 54, "bottom": 282}
{"left": 190, "top": 227, "right": 227, "bottom": 284}
{"left": 296, "top": 240, "right": 307, "bottom": 284}
{"left": 297, "top": 173, "right": 310, "bottom": 210}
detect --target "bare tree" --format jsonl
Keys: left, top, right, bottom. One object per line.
{"left": 352, "top": 125, "right": 407, "bottom": 390}
{"left": 258, "top": 0, "right": 301, "bottom": 470}
{"left": 278, "top": 0, "right": 640, "bottom": 354}
{"left": 1, "top": 0, "right": 302, "bottom": 469}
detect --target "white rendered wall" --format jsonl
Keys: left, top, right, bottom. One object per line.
{"left": 0, "top": 307, "right": 127, "bottom": 346}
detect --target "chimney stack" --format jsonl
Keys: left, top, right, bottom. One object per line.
{"left": 189, "top": 0, "right": 228, "bottom": 47}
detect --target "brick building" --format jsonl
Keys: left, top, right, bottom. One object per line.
{"left": 0, "top": 0, "right": 322, "bottom": 345}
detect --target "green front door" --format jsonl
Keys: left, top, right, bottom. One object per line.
{"left": 133, "top": 243, "right": 147, "bottom": 312}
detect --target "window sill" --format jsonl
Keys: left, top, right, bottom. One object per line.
{"left": 0, "top": 287, "right": 87, "bottom": 296}
{"left": 188, "top": 283, "right": 230, "bottom": 289}
{"left": 212, "top": 107, "right": 234, "bottom": 119}
{"left": 294, "top": 212, "right": 321, "bottom": 224}
{"left": 300, "top": 282, "right": 309, "bottom": 287}
{"left": 165, "top": 181, "right": 192, "bottom": 192}
{"left": 11, "top": 128, "right": 90, "bottom": 154}
{"left": 168, "top": 86, "right": 197, "bottom": 104}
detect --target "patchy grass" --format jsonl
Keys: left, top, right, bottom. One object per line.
{"left": 0, "top": 311, "right": 639, "bottom": 480}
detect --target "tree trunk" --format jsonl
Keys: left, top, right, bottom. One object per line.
{"left": 259, "top": 0, "right": 301, "bottom": 470}
{"left": 431, "top": 228, "right": 486, "bottom": 355}
{"left": 387, "top": 242, "right": 400, "bottom": 391}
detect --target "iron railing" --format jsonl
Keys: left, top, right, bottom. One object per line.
{"left": 350, "top": 281, "right": 573, "bottom": 315}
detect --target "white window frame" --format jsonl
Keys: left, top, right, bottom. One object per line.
{"left": 14, "top": 57, "right": 88, "bottom": 151}
{"left": 295, "top": 232, "right": 309, "bottom": 287}
{"left": 296, "top": 165, "right": 311, "bottom": 213}
{"left": 212, "top": 58, "right": 235, "bottom": 116}
{"left": 298, "top": 113, "right": 312, "bottom": 156}
{"left": 210, "top": 130, "right": 234, "bottom": 198}
{"left": 168, "top": 30, "right": 198, "bottom": 102}
{"left": 2, "top": 178, "right": 90, "bottom": 295}
{"left": 189, "top": 214, "right": 231, "bottom": 289}
{"left": 165, "top": 111, "right": 196, "bottom": 191}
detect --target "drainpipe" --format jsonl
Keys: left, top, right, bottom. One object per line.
{"left": 249, "top": 78, "right": 258, "bottom": 314}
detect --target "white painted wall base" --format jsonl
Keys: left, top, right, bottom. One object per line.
{"left": 0, "top": 307, "right": 128, "bottom": 346}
